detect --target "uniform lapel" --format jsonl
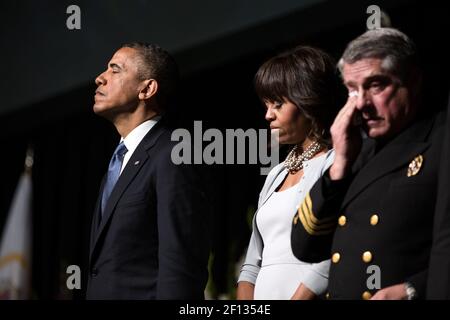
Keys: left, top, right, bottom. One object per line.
{"left": 342, "top": 116, "right": 434, "bottom": 208}
{"left": 89, "top": 120, "right": 166, "bottom": 260}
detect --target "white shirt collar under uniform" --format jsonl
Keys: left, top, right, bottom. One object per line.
{"left": 119, "top": 116, "right": 161, "bottom": 174}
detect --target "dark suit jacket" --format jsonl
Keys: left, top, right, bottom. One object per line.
{"left": 291, "top": 112, "right": 445, "bottom": 299}
{"left": 86, "top": 118, "right": 211, "bottom": 299}
{"left": 427, "top": 97, "right": 450, "bottom": 299}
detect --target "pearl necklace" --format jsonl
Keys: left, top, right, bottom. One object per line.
{"left": 284, "top": 141, "right": 322, "bottom": 174}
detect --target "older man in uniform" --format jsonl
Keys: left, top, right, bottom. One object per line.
{"left": 291, "top": 28, "right": 445, "bottom": 299}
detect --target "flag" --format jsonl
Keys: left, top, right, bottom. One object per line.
{"left": 0, "top": 170, "right": 32, "bottom": 299}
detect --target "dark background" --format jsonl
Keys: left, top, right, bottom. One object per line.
{"left": 1, "top": 0, "right": 449, "bottom": 299}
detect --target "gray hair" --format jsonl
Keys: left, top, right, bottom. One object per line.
{"left": 337, "top": 28, "right": 419, "bottom": 83}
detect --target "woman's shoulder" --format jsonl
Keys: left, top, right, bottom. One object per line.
{"left": 258, "top": 162, "right": 286, "bottom": 196}
{"left": 319, "top": 149, "right": 335, "bottom": 174}
{"left": 323, "top": 148, "right": 335, "bottom": 167}
{"left": 305, "top": 149, "right": 335, "bottom": 175}
{"left": 264, "top": 161, "right": 286, "bottom": 182}
{"left": 268, "top": 161, "right": 285, "bottom": 175}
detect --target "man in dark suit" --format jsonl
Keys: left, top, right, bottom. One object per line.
{"left": 427, "top": 93, "right": 450, "bottom": 299}
{"left": 291, "top": 28, "right": 445, "bottom": 299}
{"left": 86, "top": 43, "right": 211, "bottom": 299}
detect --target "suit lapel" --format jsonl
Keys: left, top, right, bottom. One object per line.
{"left": 89, "top": 120, "right": 167, "bottom": 260}
{"left": 90, "top": 179, "right": 104, "bottom": 253}
{"left": 342, "top": 116, "right": 434, "bottom": 208}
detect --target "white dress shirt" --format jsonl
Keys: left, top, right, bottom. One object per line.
{"left": 119, "top": 116, "right": 161, "bottom": 174}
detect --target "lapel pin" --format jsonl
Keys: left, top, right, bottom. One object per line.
{"left": 134, "top": 160, "right": 140, "bottom": 166}
{"left": 407, "top": 155, "right": 423, "bottom": 177}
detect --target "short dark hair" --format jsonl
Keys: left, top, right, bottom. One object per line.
{"left": 122, "top": 42, "right": 179, "bottom": 109}
{"left": 255, "top": 45, "right": 342, "bottom": 146}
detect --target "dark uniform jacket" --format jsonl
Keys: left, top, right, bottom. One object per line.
{"left": 86, "top": 118, "right": 212, "bottom": 299}
{"left": 427, "top": 98, "right": 450, "bottom": 299}
{"left": 291, "top": 112, "right": 445, "bottom": 299}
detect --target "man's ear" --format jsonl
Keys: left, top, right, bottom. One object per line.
{"left": 138, "top": 79, "right": 158, "bottom": 101}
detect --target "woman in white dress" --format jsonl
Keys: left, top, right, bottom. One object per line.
{"left": 237, "top": 46, "right": 342, "bottom": 300}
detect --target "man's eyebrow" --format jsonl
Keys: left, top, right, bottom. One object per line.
{"left": 365, "top": 74, "right": 390, "bottom": 82}
{"left": 345, "top": 74, "right": 390, "bottom": 87}
{"left": 109, "top": 63, "right": 123, "bottom": 70}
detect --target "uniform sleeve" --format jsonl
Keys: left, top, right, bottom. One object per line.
{"left": 291, "top": 169, "right": 352, "bottom": 263}
{"left": 427, "top": 105, "right": 450, "bottom": 299}
{"left": 407, "top": 269, "right": 427, "bottom": 299}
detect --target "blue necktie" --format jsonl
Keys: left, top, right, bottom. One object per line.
{"left": 101, "top": 142, "right": 128, "bottom": 215}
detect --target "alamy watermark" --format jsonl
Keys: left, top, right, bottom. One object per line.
{"left": 366, "top": 264, "right": 381, "bottom": 290}
{"left": 66, "top": 265, "right": 81, "bottom": 290}
{"left": 366, "top": 5, "right": 381, "bottom": 30}
{"left": 170, "top": 121, "right": 280, "bottom": 175}
{"left": 366, "top": 5, "right": 391, "bottom": 30}
{"left": 66, "top": 5, "right": 81, "bottom": 30}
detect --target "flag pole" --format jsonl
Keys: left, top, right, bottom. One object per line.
{"left": 24, "top": 146, "right": 34, "bottom": 175}
{"left": 0, "top": 144, "right": 34, "bottom": 299}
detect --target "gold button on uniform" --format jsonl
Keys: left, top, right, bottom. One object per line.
{"left": 332, "top": 253, "right": 340, "bottom": 263}
{"left": 362, "top": 251, "right": 373, "bottom": 263}
{"left": 370, "top": 214, "right": 379, "bottom": 226}
{"left": 338, "top": 215, "right": 346, "bottom": 226}
{"left": 362, "top": 291, "right": 372, "bottom": 300}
